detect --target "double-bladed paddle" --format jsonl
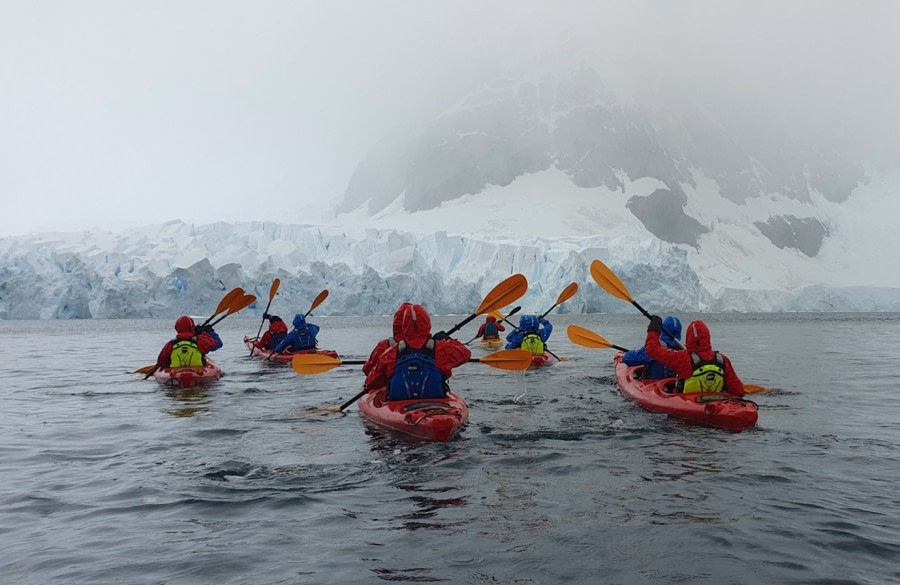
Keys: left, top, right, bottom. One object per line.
{"left": 293, "top": 349, "right": 533, "bottom": 412}
{"left": 264, "top": 289, "right": 330, "bottom": 361}
{"left": 589, "top": 259, "right": 686, "bottom": 349}
{"left": 566, "top": 323, "right": 765, "bottom": 394}
{"left": 249, "top": 279, "right": 281, "bottom": 356}
{"left": 464, "top": 306, "right": 521, "bottom": 345}
{"left": 300, "top": 273, "right": 529, "bottom": 413}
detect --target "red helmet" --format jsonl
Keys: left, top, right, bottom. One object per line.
{"left": 175, "top": 315, "right": 195, "bottom": 337}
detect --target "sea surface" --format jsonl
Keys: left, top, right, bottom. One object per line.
{"left": 1, "top": 313, "right": 898, "bottom": 585}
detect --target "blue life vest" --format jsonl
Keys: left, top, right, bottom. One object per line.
{"left": 291, "top": 327, "right": 315, "bottom": 350}
{"left": 484, "top": 321, "right": 499, "bottom": 337}
{"left": 387, "top": 339, "right": 445, "bottom": 400}
{"left": 267, "top": 332, "right": 286, "bottom": 350}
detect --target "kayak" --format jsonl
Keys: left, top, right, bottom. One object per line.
{"left": 243, "top": 336, "right": 339, "bottom": 362}
{"left": 614, "top": 354, "right": 758, "bottom": 432}
{"left": 530, "top": 352, "right": 555, "bottom": 367}
{"left": 153, "top": 358, "right": 222, "bottom": 389}
{"left": 479, "top": 338, "right": 504, "bottom": 349}
{"left": 357, "top": 387, "right": 469, "bottom": 442}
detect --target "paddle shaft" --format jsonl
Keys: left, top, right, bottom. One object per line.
{"left": 251, "top": 286, "right": 279, "bottom": 357}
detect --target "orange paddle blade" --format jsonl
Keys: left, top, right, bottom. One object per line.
{"left": 476, "top": 274, "right": 528, "bottom": 315}
{"left": 133, "top": 365, "right": 156, "bottom": 374}
{"left": 567, "top": 324, "right": 616, "bottom": 349}
{"left": 292, "top": 353, "right": 343, "bottom": 375}
{"left": 229, "top": 294, "right": 257, "bottom": 314}
{"left": 268, "top": 278, "right": 281, "bottom": 301}
{"left": 556, "top": 282, "right": 579, "bottom": 305}
{"left": 590, "top": 259, "right": 633, "bottom": 303}
{"left": 216, "top": 287, "right": 245, "bottom": 315}
{"left": 744, "top": 384, "right": 766, "bottom": 394}
{"left": 478, "top": 349, "right": 533, "bottom": 371}
{"left": 309, "top": 289, "right": 329, "bottom": 312}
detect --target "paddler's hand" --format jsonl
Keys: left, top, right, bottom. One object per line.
{"left": 433, "top": 331, "right": 450, "bottom": 341}
{"left": 647, "top": 315, "right": 664, "bottom": 334}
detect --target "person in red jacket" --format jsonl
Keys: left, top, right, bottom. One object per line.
{"left": 475, "top": 315, "right": 506, "bottom": 340}
{"left": 254, "top": 314, "right": 288, "bottom": 350}
{"left": 362, "top": 312, "right": 406, "bottom": 377}
{"left": 156, "top": 315, "right": 222, "bottom": 368}
{"left": 364, "top": 303, "right": 472, "bottom": 400}
{"left": 644, "top": 317, "right": 745, "bottom": 397}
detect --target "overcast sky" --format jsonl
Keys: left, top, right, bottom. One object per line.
{"left": 1, "top": 0, "right": 898, "bottom": 237}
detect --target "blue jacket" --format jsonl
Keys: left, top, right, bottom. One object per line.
{"left": 622, "top": 316, "right": 681, "bottom": 379}
{"left": 505, "top": 314, "right": 553, "bottom": 350}
{"left": 273, "top": 313, "right": 320, "bottom": 353}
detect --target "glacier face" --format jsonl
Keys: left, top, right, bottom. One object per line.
{"left": 1, "top": 219, "right": 898, "bottom": 320}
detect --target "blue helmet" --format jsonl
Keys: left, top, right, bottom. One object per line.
{"left": 660, "top": 315, "right": 682, "bottom": 348}
{"left": 292, "top": 313, "right": 307, "bottom": 329}
{"left": 519, "top": 314, "right": 539, "bottom": 332}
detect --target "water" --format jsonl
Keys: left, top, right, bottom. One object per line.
{"left": 1, "top": 313, "right": 898, "bottom": 584}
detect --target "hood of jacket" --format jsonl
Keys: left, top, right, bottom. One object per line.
{"left": 292, "top": 314, "right": 307, "bottom": 329}
{"left": 175, "top": 315, "right": 195, "bottom": 340}
{"left": 392, "top": 303, "right": 432, "bottom": 347}
{"left": 685, "top": 320, "right": 712, "bottom": 353}
{"left": 660, "top": 315, "right": 683, "bottom": 349}
{"left": 518, "top": 314, "right": 539, "bottom": 332}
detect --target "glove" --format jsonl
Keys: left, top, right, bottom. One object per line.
{"left": 262, "top": 312, "right": 270, "bottom": 320}
{"left": 647, "top": 315, "right": 663, "bottom": 334}
{"left": 433, "top": 331, "right": 450, "bottom": 341}
{"left": 195, "top": 324, "right": 213, "bottom": 335}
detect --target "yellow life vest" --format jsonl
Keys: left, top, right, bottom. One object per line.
{"left": 171, "top": 339, "right": 204, "bottom": 367}
{"left": 520, "top": 333, "right": 544, "bottom": 355}
{"left": 681, "top": 352, "right": 725, "bottom": 393}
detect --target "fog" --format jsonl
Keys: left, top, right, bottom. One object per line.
{"left": 1, "top": 0, "right": 897, "bottom": 237}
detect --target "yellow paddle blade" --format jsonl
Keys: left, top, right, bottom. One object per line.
{"left": 489, "top": 310, "right": 505, "bottom": 320}
{"left": 133, "top": 365, "right": 156, "bottom": 374}
{"left": 556, "top": 282, "right": 579, "bottom": 304}
{"left": 476, "top": 274, "right": 528, "bottom": 315}
{"left": 292, "top": 353, "right": 343, "bottom": 375}
{"left": 567, "top": 324, "right": 614, "bottom": 349}
{"left": 590, "top": 259, "right": 634, "bottom": 303}
{"left": 268, "top": 278, "right": 281, "bottom": 301}
{"left": 478, "top": 349, "right": 533, "bottom": 371}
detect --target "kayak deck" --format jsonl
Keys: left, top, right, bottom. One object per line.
{"left": 243, "top": 336, "right": 339, "bottom": 362}
{"left": 529, "top": 352, "right": 554, "bottom": 367}
{"left": 153, "top": 358, "right": 222, "bottom": 389}
{"left": 614, "top": 354, "right": 757, "bottom": 432}
{"left": 479, "top": 338, "right": 504, "bottom": 349}
{"left": 358, "top": 387, "right": 469, "bottom": 442}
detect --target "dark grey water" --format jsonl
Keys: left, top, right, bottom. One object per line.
{"left": 1, "top": 313, "right": 898, "bottom": 585}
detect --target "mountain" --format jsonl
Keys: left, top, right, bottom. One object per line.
{"left": 334, "top": 65, "right": 900, "bottom": 309}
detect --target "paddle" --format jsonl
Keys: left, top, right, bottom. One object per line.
{"left": 465, "top": 306, "right": 521, "bottom": 345}
{"left": 305, "top": 289, "right": 329, "bottom": 317}
{"left": 444, "top": 273, "right": 528, "bottom": 337}
{"left": 293, "top": 349, "right": 534, "bottom": 413}
{"left": 249, "top": 279, "right": 281, "bottom": 356}
{"left": 495, "top": 302, "right": 567, "bottom": 362}
{"left": 567, "top": 324, "right": 765, "bottom": 394}
{"left": 209, "top": 293, "right": 257, "bottom": 326}
{"left": 590, "top": 259, "right": 685, "bottom": 349}
{"left": 566, "top": 324, "right": 630, "bottom": 352}
{"left": 301, "top": 274, "right": 528, "bottom": 413}
{"left": 539, "top": 282, "right": 578, "bottom": 319}
{"left": 140, "top": 287, "right": 244, "bottom": 378}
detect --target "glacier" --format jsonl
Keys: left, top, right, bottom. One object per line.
{"left": 1, "top": 217, "right": 899, "bottom": 320}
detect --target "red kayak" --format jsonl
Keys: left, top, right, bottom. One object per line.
{"left": 153, "top": 358, "right": 222, "bottom": 389}
{"left": 243, "top": 336, "right": 339, "bottom": 362}
{"left": 357, "top": 387, "right": 469, "bottom": 442}
{"left": 530, "top": 352, "right": 554, "bottom": 367}
{"left": 614, "top": 354, "right": 758, "bottom": 432}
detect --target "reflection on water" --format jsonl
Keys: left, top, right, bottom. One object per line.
{"left": 164, "top": 387, "right": 211, "bottom": 417}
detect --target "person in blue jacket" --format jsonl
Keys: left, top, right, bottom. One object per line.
{"left": 505, "top": 314, "right": 553, "bottom": 354}
{"left": 622, "top": 315, "right": 682, "bottom": 379}
{"left": 272, "top": 313, "right": 320, "bottom": 354}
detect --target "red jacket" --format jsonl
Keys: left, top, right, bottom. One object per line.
{"left": 644, "top": 320, "right": 745, "bottom": 396}
{"left": 364, "top": 303, "right": 472, "bottom": 390}
{"left": 255, "top": 319, "right": 288, "bottom": 349}
{"left": 156, "top": 316, "right": 219, "bottom": 368}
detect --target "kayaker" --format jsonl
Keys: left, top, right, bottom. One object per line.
{"left": 156, "top": 315, "right": 222, "bottom": 368}
{"left": 272, "top": 313, "right": 320, "bottom": 354}
{"left": 364, "top": 303, "right": 472, "bottom": 400}
{"left": 505, "top": 314, "right": 552, "bottom": 354}
{"left": 475, "top": 316, "right": 506, "bottom": 340}
{"left": 622, "top": 315, "right": 682, "bottom": 380}
{"left": 254, "top": 314, "right": 288, "bottom": 350}
{"left": 644, "top": 317, "right": 746, "bottom": 396}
